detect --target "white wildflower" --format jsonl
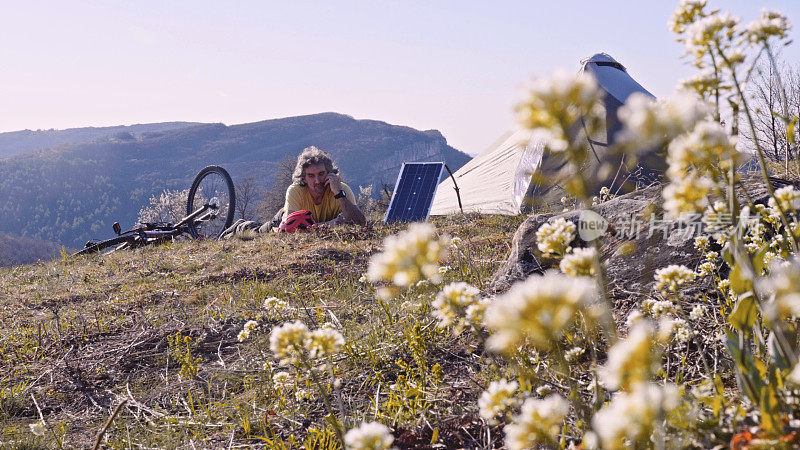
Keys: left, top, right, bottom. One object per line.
{"left": 666, "top": 120, "right": 739, "bottom": 179}
{"left": 431, "top": 282, "right": 481, "bottom": 333}
{"left": 649, "top": 300, "right": 678, "bottom": 318}
{"left": 684, "top": 12, "right": 741, "bottom": 59}
{"left": 29, "top": 420, "right": 46, "bottom": 436}
{"left": 451, "top": 237, "right": 462, "bottom": 247}
{"left": 367, "top": 223, "right": 449, "bottom": 291}
{"left": 679, "top": 69, "right": 719, "bottom": 98}
{"left": 516, "top": 70, "right": 604, "bottom": 153}
{"left": 438, "top": 265, "right": 451, "bottom": 274}
{"left": 478, "top": 379, "right": 519, "bottom": 425}
{"left": 505, "top": 395, "right": 570, "bottom": 449}
{"left": 600, "top": 322, "right": 660, "bottom": 391}
{"left": 617, "top": 91, "right": 710, "bottom": 152}
{"left": 592, "top": 383, "right": 679, "bottom": 448}
{"left": 272, "top": 371, "right": 294, "bottom": 389}
{"left": 465, "top": 298, "right": 490, "bottom": 330}
{"left": 669, "top": 0, "right": 708, "bottom": 35}
{"left": 536, "top": 218, "right": 576, "bottom": 259}
{"left": 565, "top": 346, "right": 585, "bottom": 363}
{"left": 694, "top": 235, "right": 709, "bottom": 252}
{"left": 663, "top": 175, "right": 713, "bottom": 218}
{"left": 625, "top": 309, "right": 643, "bottom": 328}
{"left": 536, "top": 385, "right": 554, "bottom": 397}
{"left": 672, "top": 318, "right": 692, "bottom": 343}
{"left": 745, "top": 9, "right": 791, "bottom": 44}
{"left": 264, "top": 297, "right": 289, "bottom": 314}
{"left": 344, "top": 422, "right": 394, "bottom": 450}
{"left": 769, "top": 185, "right": 800, "bottom": 212}
{"left": 486, "top": 271, "right": 603, "bottom": 352}
{"left": 654, "top": 264, "right": 696, "bottom": 293}
{"left": 689, "top": 305, "right": 707, "bottom": 320}
{"left": 756, "top": 256, "right": 800, "bottom": 321}
{"left": 559, "top": 247, "right": 598, "bottom": 277}
{"left": 697, "top": 261, "right": 716, "bottom": 277}
{"left": 269, "top": 320, "right": 310, "bottom": 365}
{"left": 306, "top": 327, "right": 345, "bottom": 359}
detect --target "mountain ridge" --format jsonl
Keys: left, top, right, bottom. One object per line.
{"left": 0, "top": 113, "right": 471, "bottom": 249}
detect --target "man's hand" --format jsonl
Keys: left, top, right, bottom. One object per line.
{"left": 325, "top": 174, "right": 343, "bottom": 195}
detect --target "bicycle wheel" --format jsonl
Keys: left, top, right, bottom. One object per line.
{"left": 74, "top": 234, "right": 136, "bottom": 256}
{"left": 186, "top": 165, "right": 236, "bottom": 239}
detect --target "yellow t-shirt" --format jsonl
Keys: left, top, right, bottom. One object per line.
{"left": 283, "top": 182, "right": 356, "bottom": 223}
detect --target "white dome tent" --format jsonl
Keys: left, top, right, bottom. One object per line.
{"left": 430, "top": 53, "right": 661, "bottom": 216}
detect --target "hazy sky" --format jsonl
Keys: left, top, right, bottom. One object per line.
{"left": 1, "top": 0, "right": 798, "bottom": 155}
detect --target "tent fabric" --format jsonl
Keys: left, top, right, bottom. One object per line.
{"left": 430, "top": 53, "right": 662, "bottom": 216}
{"left": 430, "top": 130, "right": 543, "bottom": 215}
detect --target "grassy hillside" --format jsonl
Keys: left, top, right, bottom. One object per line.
{"left": 0, "top": 215, "right": 523, "bottom": 448}
{"left": 0, "top": 232, "right": 59, "bottom": 268}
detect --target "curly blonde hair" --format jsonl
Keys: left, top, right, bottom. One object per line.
{"left": 292, "top": 146, "right": 339, "bottom": 186}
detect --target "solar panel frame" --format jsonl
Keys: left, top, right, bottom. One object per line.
{"left": 384, "top": 162, "right": 445, "bottom": 223}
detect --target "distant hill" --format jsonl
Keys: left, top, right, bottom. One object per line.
{"left": 0, "top": 231, "right": 59, "bottom": 267}
{"left": 0, "top": 122, "right": 202, "bottom": 159}
{"left": 0, "top": 113, "right": 471, "bottom": 249}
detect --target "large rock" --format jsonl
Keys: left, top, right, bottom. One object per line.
{"left": 490, "top": 179, "right": 772, "bottom": 301}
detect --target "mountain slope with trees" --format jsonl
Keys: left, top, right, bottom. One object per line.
{"left": 0, "top": 113, "right": 471, "bottom": 249}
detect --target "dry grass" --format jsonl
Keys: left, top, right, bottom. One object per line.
{"left": 0, "top": 214, "right": 523, "bottom": 448}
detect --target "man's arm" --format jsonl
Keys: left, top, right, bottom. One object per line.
{"left": 326, "top": 177, "right": 366, "bottom": 226}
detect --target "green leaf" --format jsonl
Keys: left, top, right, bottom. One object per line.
{"left": 759, "top": 382, "right": 781, "bottom": 435}
{"left": 728, "top": 294, "right": 758, "bottom": 332}
{"left": 430, "top": 428, "right": 439, "bottom": 445}
{"left": 752, "top": 245, "right": 770, "bottom": 275}
{"left": 787, "top": 116, "right": 798, "bottom": 145}
{"left": 729, "top": 263, "right": 753, "bottom": 295}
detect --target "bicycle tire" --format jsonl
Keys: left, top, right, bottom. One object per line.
{"left": 74, "top": 234, "right": 137, "bottom": 256}
{"left": 186, "top": 165, "right": 236, "bottom": 239}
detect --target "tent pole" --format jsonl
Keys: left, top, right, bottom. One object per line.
{"left": 443, "top": 164, "right": 464, "bottom": 215}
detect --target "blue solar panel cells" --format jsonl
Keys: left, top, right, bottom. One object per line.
{"left": 385, "top": 162, "right": 445, "bottom": 223}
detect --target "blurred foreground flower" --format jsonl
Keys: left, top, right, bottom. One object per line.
{"left": 592, "top": 383, "right": 679, "bottom": 448}
{"left": 344, "top": 422, "right": 394, "bottom": 450}
{"left": 269, "top": 320, "right": 310, "bottom": 365}
{"left": 505, "top": 395, "right": 569, "bottom": 450}
{"left": 478, "top": 379, "right": 519, "bottom": 425}
{"left": 432, "top": 282, "right": 483, "bottom": 334}
{"left": 516, "top": 70, "right": 604, "bottom": 154}
{"left": 756, "top": 256, "right": 800, "bottom": 321}
{"left": 600, "top": 322, "right": 662, "bottom": 391}
{"left": 306, "top": 327, "right": 345, "bottom": 359}
{"left": 486, "top": 271, "right": 603, "bottom": 352}
{"left": 367, "top": 223, "right": 449, "bottom": 295}
{"left": 559, "top": 247, "right": 598, "bottom": 277}
{"left": 745, "top": 9, "right": 791, "bottom": 44}
{"left": 617, "top": 91, "right": 709, "bottom": 154}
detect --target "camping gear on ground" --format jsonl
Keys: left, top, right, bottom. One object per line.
{"left": 384, "top": 162, "right": 448, "bottom": 223}
{"left": 430, "top": 53, "right": 663, "bottom": 216}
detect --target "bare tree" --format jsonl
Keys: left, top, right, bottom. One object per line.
{"left": 256, "top": 155, "right": 297, "bottom": 222}
{"left": 234, "top": 175, "right": 262, "bottom": 221}
{"left": 741, "top": 62, "right": 800, "bottom": 167}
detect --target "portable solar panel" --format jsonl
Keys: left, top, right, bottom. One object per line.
{"left": 384, "top": 162, "right": 445, "bottom": 223}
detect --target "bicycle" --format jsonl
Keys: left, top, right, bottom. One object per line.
{"left": 75, "top": 165, "right": 237, "bottom": 256}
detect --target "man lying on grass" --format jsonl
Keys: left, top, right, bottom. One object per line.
{"left": 221, "top": 146, "right": 366, "bottom": 238}
{"left": 281, "top": 146, "right": 366, "bottom": 228}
